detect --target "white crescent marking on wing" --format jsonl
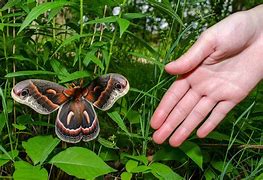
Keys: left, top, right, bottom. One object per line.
{"left": 67, "top": 111, "right": 75, "bottom": 125}
{"left": 83, "top": 110, "right": 90, "bottom": 124}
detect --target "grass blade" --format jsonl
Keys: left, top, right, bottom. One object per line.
{"left": 18, "top": 1, "right": 73, "bottom": 34}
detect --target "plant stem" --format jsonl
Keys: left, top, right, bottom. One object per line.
{"left": 105, "top": 0, "right": 127, "bottom": 74}
{"left": 79, "top": 0, "right": 84, "bottom": 71}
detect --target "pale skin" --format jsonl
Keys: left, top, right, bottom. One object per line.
{"left": 151, "top": 5, "right": 263, "bottom": 147}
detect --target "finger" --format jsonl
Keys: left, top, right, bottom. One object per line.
{"left": 197, "top": 101, "right": 236, "bottom": 138}
{"left": 152, "top": 89, "right": 201, "bottom": 144}
{"left": 169, "top": 97, "right": 216, "bottom": 147}
{"left": 151, "top": 78, "right": 190, "bottom": 129}
{"left": 165, "top": 31, "right": 216, "bottom": 75}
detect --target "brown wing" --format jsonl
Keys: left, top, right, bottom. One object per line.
{"left": 83, "top": 73, "right": 129, "bottom": 111}
{"left": 55, "top": 98, "right": 99, "bottom": 143}
{"left": 12, "top": 79, "right": 69, "bottom": 114}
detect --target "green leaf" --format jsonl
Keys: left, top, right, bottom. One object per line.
{"left": 0, "top": 113, "right": 5, "bottom": 133}
{"left": 52, "top": 34, "right": 81, "bottom": 57}
{"left": 12, "top": 123, "right": 26, "bottom": 131}
{"left": 22, "top": 135, "right": 60, "bottom": 165}
{"left": 150, "top": 162, "right": 182, "bottom": 180}
{"left": 153, "top": 145, "right": 187, "bottom": 162}
{"left": 5, "top": 70, "right": 56, "bottom": 78}
{"left": 18, "top": 1, "right": 72, "bottom": 33}
{"left": 126, "top": 160, "right": 138, "bottom": 172}
{"left": 130, "top": 165, "right": 151, "bottom": 173}
{"left": 107, "top": 111, "right": 130, "bottom": 136}
{"left": 122, "top": 154, "right": 148, "bottom": 165}
{"left": 49, "top": 147, "right": 116, "bottom": 179}
{"left": 50, "top": 59, "right": 69, "bottom": 80}
{"left": 0, "top": 150, "right": 18, "bottom": 167}
{"left": 121, "top": 172, "right": 132, "bottom": 180}
{"left": 59, "top": 71, "right": 90, "bottom": 84}
{"left": 98, "top": 137, "right": 119, "bottom": 149}
{"left": 255, "top": 173, "right": 263, "bottom": 180}
{"left": 7, "top": 99, "right": 13, "bottom": 113}
{"left": 211, "top": 160, "right": 234, "bottom": 173}
{"left": 126, "top": 110, "right": 140, "bottom": 124}
{"left": 86, "top": 16, "right": 117, "bottom": 24}
{"left": 99, "top": 149, "right": 119, "bottom": 161}
{"left": 204, "top": 168, "right": 216, "bottom": 180}
{"left": 13, "top": 161, "right": 48, "bottom": 180}
{"left": 0, "top": 0, "right": 20, "bottom": 11}
{"left": 123, "top": 13, "right": 147, "bottom": 19}
{"left": 83, "top": 53, "right": 104, "bottom": 70}
{"left": 117, "top": 18, "right": 130, "bottom": 38}
{"left": 179, "top": 141, "right": 203, "bottom": 169}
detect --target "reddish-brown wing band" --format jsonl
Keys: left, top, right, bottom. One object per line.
{"left": 11, "top": 79, "right": 68, "bottom": 114}
{"left": 83, "top": 73, "right": 129, "bottom": 111}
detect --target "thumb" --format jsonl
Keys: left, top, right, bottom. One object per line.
{"left": 165, "top": 31, "right": 216, "bottom": 75}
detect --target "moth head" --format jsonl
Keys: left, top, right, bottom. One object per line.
{"left": 11, "top": 80, "right": 32, "bottom": 102}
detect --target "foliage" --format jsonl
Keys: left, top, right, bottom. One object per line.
{"left": 0, "top": 0, "right": 262, "bottom": 179}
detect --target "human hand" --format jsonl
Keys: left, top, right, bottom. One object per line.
{"left": 151, "top": 5, "right": 263, "bottom": 147}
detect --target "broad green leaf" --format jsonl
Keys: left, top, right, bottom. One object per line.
{"left": 5, "top": 70, "right": 56, "bottom": 78}
{"left": 22, "top": 135, "right": 60, "bottom": 165}
{"left": 49, "top": 147, "right": 116, "bottom": 179}
{"left": 211, "top": 160, "right": 234, "bottom": 173}
{"left": 86, "top": 16, "right": 117, "bottom": 24}
{"left": 108, "top": 111, "right": 130, "bottom": 136}
{"left": 123, "top": 13, "right": 147, "bottom": 19}
{"left": 98, "top": 137, "right": 119, "bottom": 149}
{"left": 18, "top": 1, "right": 72, "bottom": 33}
{"left": 153, "top": 145, "right": 186, "bottom": 162}
{"left": 117, "top": 18, "right": 130, "bottom": 37}
{"left": 130, "top": 165, "right": 151, "bottom": 173}
{"left": 126, "top": 110, "right": 140, "bottom": 124}
{"left": 12, "top": 123, "right": 26, "bottom": 131}
{"left": 122, "top": 154, "right": 148, "bottom": 165}
{"left": 255, "top": 173, "right": 263, "bottom": 180}
{"left": 179, "top": 141, "right": 203, "bottom": 169}
{"left": 150, "top": 162, "right": 182, "bottom": 180}
{"left": 121, "top": 172, "right": 132, "bottom": 180}
{"left": 126, "top": 160, "right": 138, "bottom": 172}
{"left": 59, "top": 71, "right": 90, "bottom": 83}
{"left": 99, "top": 149, "right": 119, "bottom": 161}
{"left": 13, "top": 161, "right": 48, "bottom": 180}
{"left": 206, "top": 131, "right": 243, "bottom": 144}
{"left": 0, "top": 150, "right": 18, "bottom": 167}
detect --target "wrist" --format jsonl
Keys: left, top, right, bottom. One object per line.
{"left": 246, "top": 5, "right": 263, "bottom": 36}
{"left": 247, "top": 5, "right": 263, "bottom": 79}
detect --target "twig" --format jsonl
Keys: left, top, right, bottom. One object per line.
{"left": 201, "top": 143, "right": 263, "bottom": 149}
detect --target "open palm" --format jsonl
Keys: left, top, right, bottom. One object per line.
{"left": 151, "top": 6, "right": 263, "bottom": 147}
